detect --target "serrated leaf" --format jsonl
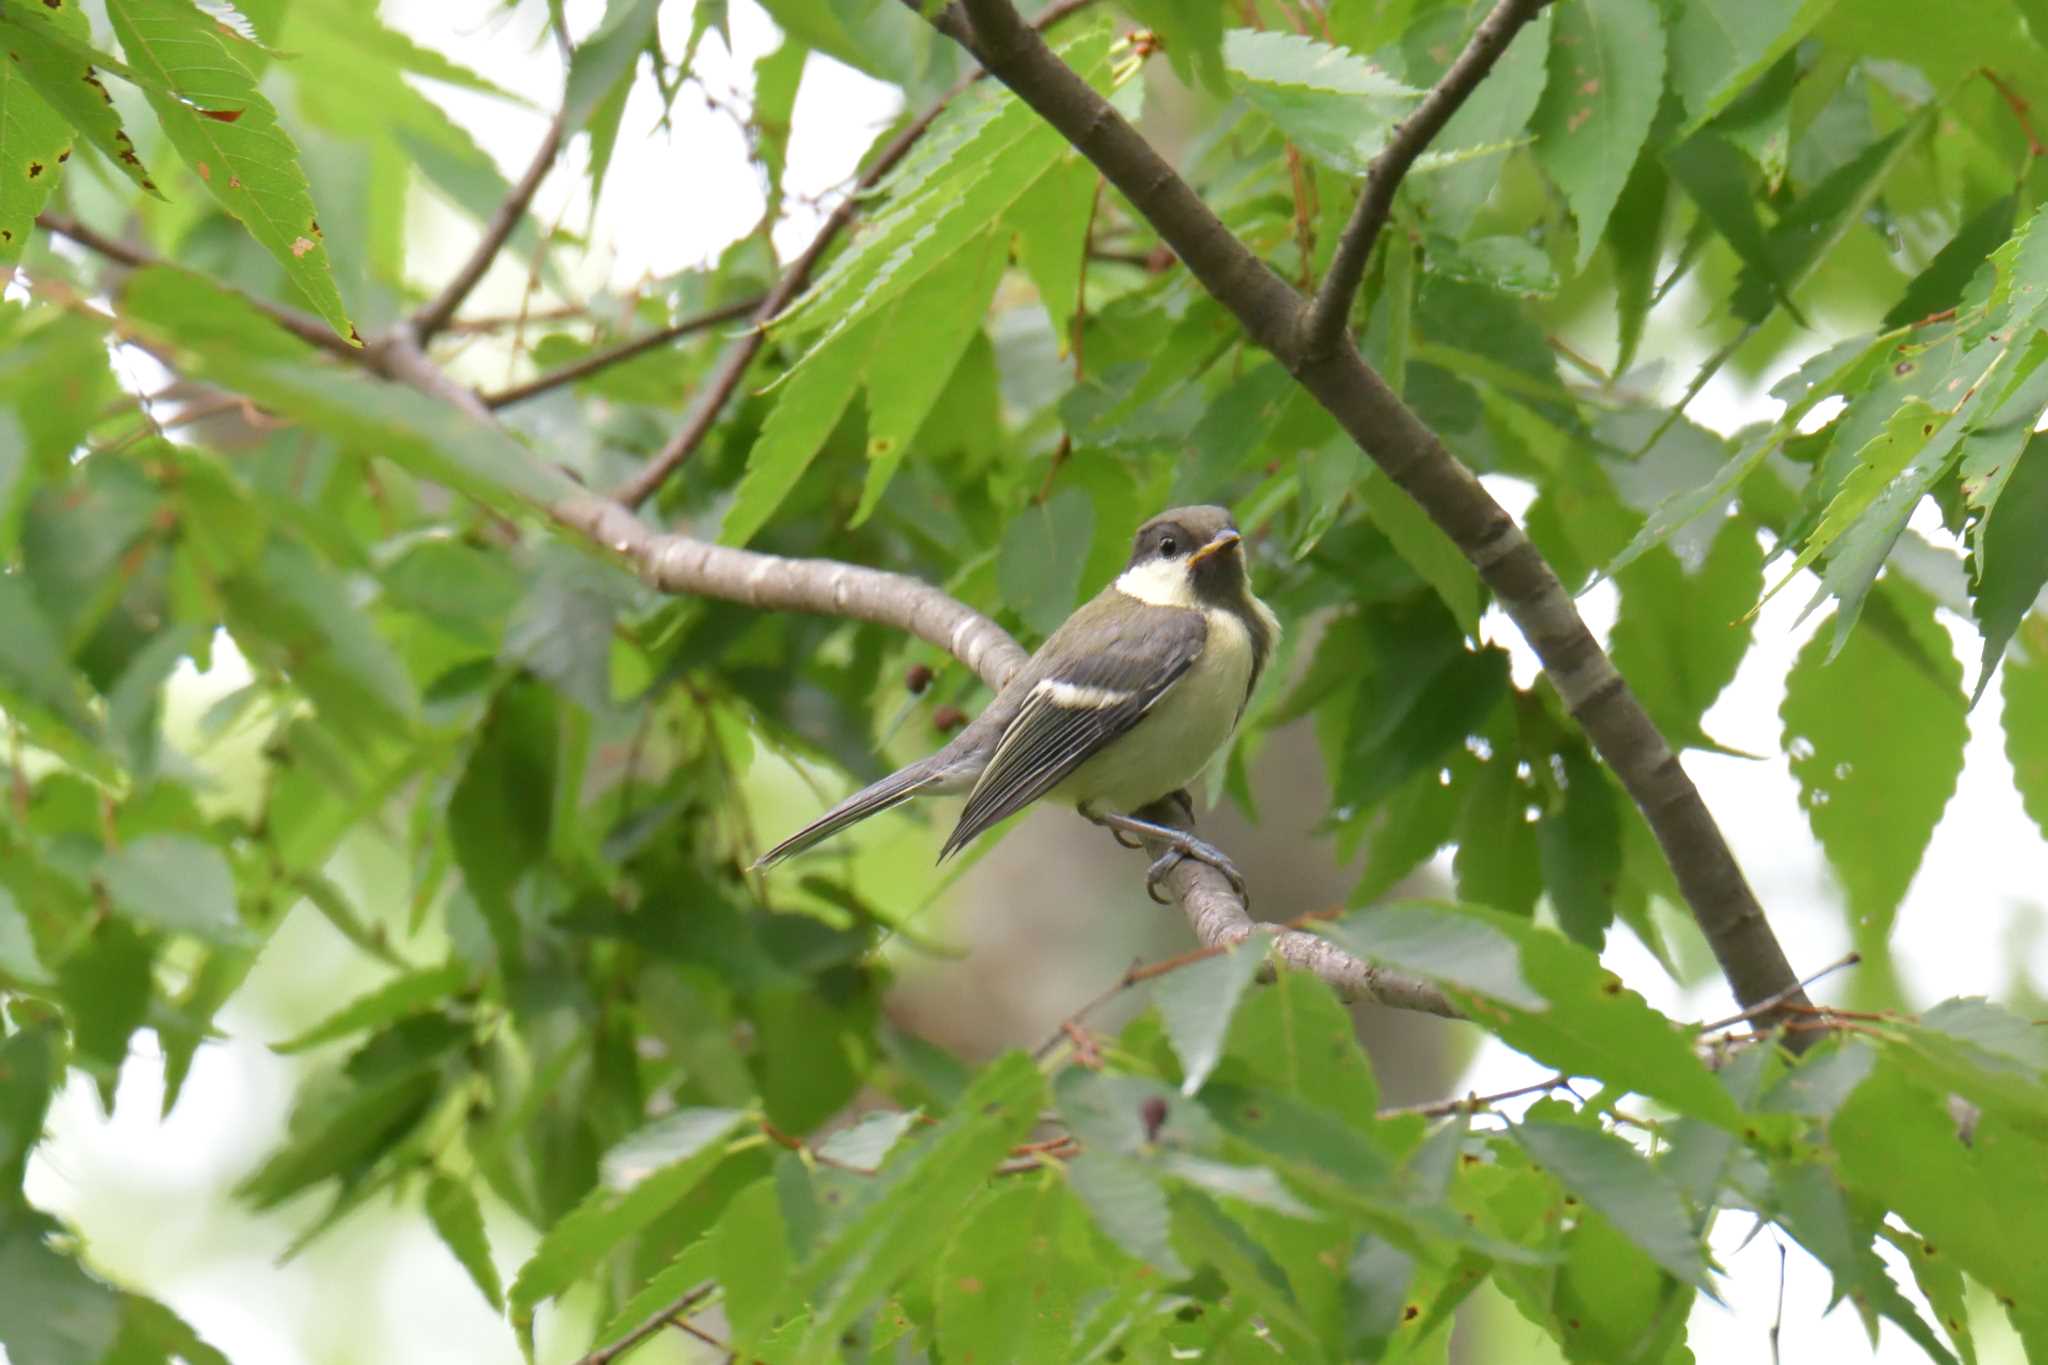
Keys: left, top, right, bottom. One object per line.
{"left": 273, "top": 963, "right": 471, "bottom": 1054}
{"left": 509, "top": 1107, "right": 747, "bottom": 1322}
{"left": 1539, "top": 742, "right": 1623, "bottom": 951}
{"left": 1669, "top": 0, "right": 1840, "bottom": 132}
{"left": 106, "top": 0, "right": 356, "bottom": 341}
{"left": 0, "top": 4, "right": 162, "bottom": 199}
{"left": 1153, "top": 938, "right": 1268, "bottom": 1097}
{"left": 1008, "top": 153, "right": 1096, "bottom": 350}
{"left": 1514, "top": 1120, "right": 1712, "bottom": 1291}
{"left": 1222, "top": 28, "right": 1422, "bottom": 176}
{"left": 1066, "top": 1150, "right": 1189, "bottom": 1278}
{"left": 1608, "top": 157, "right": 1667, "bottom": 376}
{"left": 719, "top": 309, "right": 875, "bottom": 547}
{"left": 1407, "top": 6, "right": 1552, "bottom": 236}
{"left": 778, "top": 22, "right": 1113, "bottom": 353}
{"left": 1325, "top": 902, "right": 1543, "bottom": 1008}
{"left": 1832, "top": 1060, "right": 2048, "bottom": 1353}
{"left": 853, "top": 227, "right": 1007, "bottom": 524}
{"left": 936, "top": 1183, "right": 1090, "bottom": 1361}
{"left": 814, "top": 1109, "right": 920, "bottom": 1172}
{"left": 1357, "top": 467, "right": 1483, "bottom": 634}
{"left": 1782, "top": 585, "right": 1965, "bottom": 941}
{"left": 996, "top": 486, "right": 1095, "bottom": 637}
{"left": 566, "top": 0, "right": 659, "bottom": 207}
{"left": 237, "top": 1068, "right": 441, "bottom": 1208}
{"left": 1886, "top": 195, "right": 2018, "bottom": 329}
{"left": 97, "top": 834, "right": 242, "bottom": 943}
{"left": 1530, "top": 0, "right": 1664, "bottom": 272}
{"left": 585, "top": 1234, "right": 719, "bottom": 1352}
{"left": 0, "top": 1023, "right": 58, "bottom": 1189}
{"left": 794, "top": 1052, "right": 1043, "bottom": 1359}
{"left": 425, "top": 1174, "right": 503, "bottom": 1312}
{"left": 0, "top": 571, "right": 99, "bottom": 744}
{"left": 1970, "top": 436, "right": 2048, "bottom": 695}
{"left": 2008, "top": 615, "right": 2048, "bottom": 844}
{"left": 715, "top": 1178, "right": 792, "bottom": 1353}
{"left": 1219, "top": 958, "right": 1379, "bottom": 1121}
{"left": 0, "top": 1205, "right": 123, "bottom": 1364}
{"left": 0, "top": 24, "right": 72, "bottom": 264}
{"left": 1609, "top": 515, "right": 1762, "bottom": 751}
{"left": 1604, "top": 331, "right": 1893, "bottom": 576}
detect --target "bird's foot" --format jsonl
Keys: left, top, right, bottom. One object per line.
{"left": 1082, "top": 805, "right": 1248, "bottom": 905}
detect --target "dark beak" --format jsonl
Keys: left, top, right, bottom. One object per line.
{"left": 1187, "top": 528, "right": 1241, "bottom": 567}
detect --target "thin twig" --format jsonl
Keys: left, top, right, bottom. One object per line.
{"left": 37, "top": 213, "right": 361, "bottom": 357}
{"left": 1377, "top": 1073, "right": 1572, "bottom": 1120}
{"left": 481, "top": 296, "right": 765, "bottom": 408}
{"left": 573, "top": 1283, "right": 715, "bottom": 1365}
{"left": 1695, "top": 952, "right": 1860, "bottom": 1036}
{"left": 611, "top": 0, "right": 1099, "bottom": 510}
{"left": 443, "top": 303, "right": 589, "bottom": 333}
{"left": 413, "top": 103, "right": 569, "bottom": 341}
{"left": 1299, "top": 0, "right": 1555, "bottom": 361}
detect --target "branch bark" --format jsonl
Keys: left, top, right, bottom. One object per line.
{"left": 1300, "top": 0, "right": 1556, "bottom": 360}
{"left": 551, "top": 494, "right": 1458, "bottom": 1016}
{"left": 942, "top": 0, "right": 1812, "bottom": 1031}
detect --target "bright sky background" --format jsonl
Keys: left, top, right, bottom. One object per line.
{"left": 18, "top": 1, "right": 2048, "bottom": 1362}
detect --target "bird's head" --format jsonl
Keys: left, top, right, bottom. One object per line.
{"left": 1123, "top": 505, "right": 1247, "bottom": 606}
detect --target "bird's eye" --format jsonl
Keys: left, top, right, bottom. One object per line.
{"left": 1158, "top": 536, "right": 1178, "bottom": 557}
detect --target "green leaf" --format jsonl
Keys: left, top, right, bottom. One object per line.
{"left": 715, "top": 1178, "right": 793, "bottom": 1351}
{"left": 116, "top": 268, "right": 578, "bottom": 515}
{"left": 0, "top": 4, "right": 162, "bottom": 199}
{"left": 1538, "top": 742, "right": 1623, "bottom": 951}
{"left": 237, "top": 1068, "right": 442, "bottom": 1209}
{"left": 1222, "top": 29, "right": 1422, "bottom": 176}
{"left": 1609, "top": 514, "right": 1763, "bottom": 750}
{"left": 96, "top": 834, "right": 242, "bottom": 944}
{"left": 1608, "top": 159, "right": 1667, "bottom": 376}
{"left": 0, "top": 1024, "right": 58, "bottom": 1190}
{"left": 1669, "top": 0, "right": 1840, "bottom": 132}
{"left": 1970, "top": 436, "right": 2048, "bottom": 694}
{"left": 1513, "top": 1119, "right": 1711, "bottom": 1291}
{"left": 585, "top": 1233, "right": 719, "bottom": 1351}
{"left": 2007, "top": 615, "right": 2048, "bottom": 845}
{"left": 448, "top": 679, "right": 558, "bottom": 967}
{"left": 0, "top": 22, "right": 72, "bottom": 265}
{"left": 1325, "top": 902, "right": 1543, "bottom": 1008}
{"left": 996, "top": 486, "right": 1096, "bottom": 637}
{"left": 1530, "top": 0, "right": 1664, "bottom": 272}
{"left": 425, "top": 1174, "right": 503, "bottom": 1312}
{"left": 1328, "top": 903, "right": 1745, "bottom": 1129}
{"left": 1066, "top": 1150, "right": 1189, "bottom": 1278}
{"left": 719, "top": 309, "right": 877, "bottom": 547}
{"left": 1770, "top": 1159, "right": 1957, "bottom": 1363}
{"left": 1877, "top": 1222, "right": 1978, "bottom": 1365}
{"left": 509, "top": 1107, "right": 747, "bottom": 1323}
{"left": 1406, "top": 6, "right": 1552, "bottom": 236}
{"left": 565, "top": 0, "right": 659, "bottom": 207}
{"left": 273, "top": 963, "right": 472, "bottom": 1054}
{"left": 1886, "top": 195, "right": 2018, "bottom": 329}
{"left": 105, "top": 0, "right": 356, "bottom": 342}
{"left": 1008, "top": 154, "right": 1097, "bottom": 350}
{"left": 779, "top": 22, "right": 1114, "bottom": 352}
{"left": 0, "top": 1205, "right": 123, "bottom": 1364}
{"left": 1217, "top": 959, "right": 1380, "bottom": 1121}
{"left": 1832, "top": 1060, "right": 2048, "bottom": 1353}
{"left": 1356, "top": 468, "right": 1483, "bottom": 634}
{"left": 794, "top": 1052, "right": 1043, "bottom": 1359}
{"left": 57, "top": 915, "right": 153, "bottom": 1098}
{"left": 936, "top": 1183, "right": 1091, "bottom": 1361}
{"left": 1170, "top": 1190, "right": 1321, "bottom": 1351}
{"left": 854, "top": 228, "right": 1008, "bottom": 524}
{"left": 1153, "top": 938, "right": 1268, "bottom": 1097}
{"left": 0, "top": 572, "right": 100, "bottom": 748}
{"left": 1781, "top": 584, "right": 1965, "bottom": 942}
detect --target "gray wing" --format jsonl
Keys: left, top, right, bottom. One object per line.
{"left": 938, "top": 598, "right": 1205, "bottom": 859}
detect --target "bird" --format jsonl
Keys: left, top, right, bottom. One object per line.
{"left": 753, "top": 505, "right": 1280, "bottom": 898}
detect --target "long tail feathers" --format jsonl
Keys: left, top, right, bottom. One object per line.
{"left": 751, "top": 761, "right": 945, "bottom": 870}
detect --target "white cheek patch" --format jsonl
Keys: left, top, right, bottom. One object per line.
{"left": 1113, "top": 558, "right": 1198, "bottom": 608}
{"left": 1034, "top": 679, "right": 1131, "bottom": 709}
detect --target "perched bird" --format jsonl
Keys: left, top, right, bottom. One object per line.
{"left": 754, "top": 505, "right": 1279, "bottom": 896}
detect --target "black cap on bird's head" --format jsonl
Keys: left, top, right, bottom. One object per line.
{"left": 1127, "top": 505, "right": 1246, "bottom": 601}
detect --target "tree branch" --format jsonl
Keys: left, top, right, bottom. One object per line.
{"left": 480, "top": 295, "right": 764, "bottom": 409}
{"left": 611, "top": 0, "right": 1096, "bottom": 510}
{"left": 1300, "top": 0, "right": 1554, "bottom": 360}
{"left": 939, "top": 0, "right": 1814, "bottom": 1034}
{"left": 411, "top": 103, "right": 568, "bottom": 342}
{"left": 571, "top": 1283, "right": 714, "bottom": 1365}
{"left": 549, "top": 493, "right": 1451, "bottom": 1014}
